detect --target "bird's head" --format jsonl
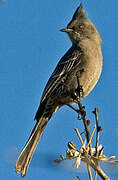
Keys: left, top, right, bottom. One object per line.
{"left": 60, "top": 4, "right": 102, "bottom": 45}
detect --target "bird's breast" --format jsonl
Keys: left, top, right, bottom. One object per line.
{"left": 79, "top": 42, "right": 103, "bottom": 97}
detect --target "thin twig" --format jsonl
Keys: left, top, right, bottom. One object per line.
{"left": 75, "top": 128, "right": 84, "bottom": 146}
{"left": 78, "top": 100, "right": 91, "bottom": 144}
{"left": 95, "top": 108, "right": 99, "bottom": 155}
{"left": 87, "top": 164, "right": 93, "bottom": 180}
{"left": 86, "top": 125, "right": 96, "bottom": 149}
{"left": 94, "top": 171, "right": 97, "bottom": 180}
{"left": 93, "top": 108, "right": 102, "bottom": 156}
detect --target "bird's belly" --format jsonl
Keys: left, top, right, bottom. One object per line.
{"left": 80, "top": 53, "right": 102, "bottom": 97}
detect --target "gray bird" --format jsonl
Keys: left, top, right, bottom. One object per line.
{"left": 15, "top": 4, "right": 103, "bottom": 177}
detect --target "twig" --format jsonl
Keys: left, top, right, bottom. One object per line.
{"left": 78, "top": 100, "right": 91, "bottom": 145}
{"left": 94, "top": 171, "right": 97, "bottom": 180}
{"left": 77, "top": 100, "right": 93, "bottom": 179}
{"left": 87, "top": 164, "right": 93, "bottom": 180}
{"left": 75, "top": 128, "right": 84, "bottom": 146}
{"left": 93, "top": 108, "right": 102, "bottom": 156}
{"left": 86, "top": 125, "right": 96, "bottom": 149}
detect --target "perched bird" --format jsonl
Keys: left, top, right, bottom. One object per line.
{"left": 15, "top": 4, "right": 103, "bottom": 177}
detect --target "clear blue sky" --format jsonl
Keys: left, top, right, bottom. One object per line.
{"left": 0, "top": 0, "right": 118, "bottom": 180}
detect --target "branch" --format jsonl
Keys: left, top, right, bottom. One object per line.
{"left": 77, "top": 100, "right": 91, "bottom": 144}
{"left": 92, "top": 108, "right": 102, "bottom": 156}
{"left": 55, "top": 101, "right": 118, "bottom": 180}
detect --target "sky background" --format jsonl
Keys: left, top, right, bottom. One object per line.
{"left": 0, "top": 0, "right": 118, "bottom": 180}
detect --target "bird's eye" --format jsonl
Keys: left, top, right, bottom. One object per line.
{"left": 78, "top": 25, "right": 83, "bottom": 30}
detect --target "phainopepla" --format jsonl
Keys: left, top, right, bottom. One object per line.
{"left": 15, "top": 4, "right": 103, "bottom": 177}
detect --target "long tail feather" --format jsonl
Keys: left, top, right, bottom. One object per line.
{"left": 15, "top": 117, "right": 48, "bottom": 177}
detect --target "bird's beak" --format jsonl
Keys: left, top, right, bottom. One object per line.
{"left": 60, "top": 28, "right": 73, "bottom": 33}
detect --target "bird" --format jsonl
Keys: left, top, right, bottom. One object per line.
{"left": 15, "top": 4, "right": 103, "bottom": 177}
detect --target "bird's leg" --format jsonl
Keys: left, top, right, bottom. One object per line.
{"left": 67, "top": 104, "right": 79, "bottom": 113}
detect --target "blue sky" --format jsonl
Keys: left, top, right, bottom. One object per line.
{"left": 0, "top": 0, "right": 118, "bottom": 180}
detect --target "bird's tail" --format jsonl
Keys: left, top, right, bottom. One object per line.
{"left": 15, "top": 116, "right": 49, "bottom": 177}
{"left": 15, "top": 96, "right": 60, "bottom": 177}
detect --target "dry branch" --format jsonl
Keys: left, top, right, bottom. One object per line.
{"left": 55, "top": 101, "right": 118, "bottom": 180}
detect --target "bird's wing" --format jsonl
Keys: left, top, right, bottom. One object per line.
{"left": 40, "top": 45, "right": 82, "bottom": 104}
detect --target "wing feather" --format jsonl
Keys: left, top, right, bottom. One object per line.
{"left": 40, "top": 45, "right": 82, "bottom": 103}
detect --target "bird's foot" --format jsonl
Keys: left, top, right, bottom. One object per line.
{"left": 75, "top": 85, "right": 84, "bottom": 99}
